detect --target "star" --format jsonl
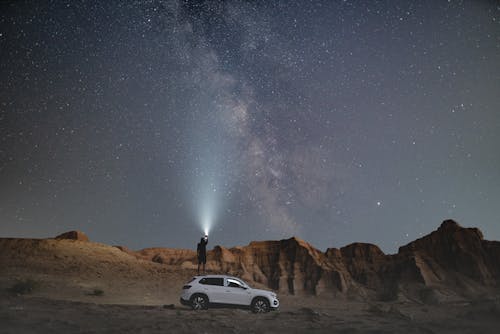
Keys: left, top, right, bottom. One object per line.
{"left": 0, "top": 0, "right": 498, "bottom": 252}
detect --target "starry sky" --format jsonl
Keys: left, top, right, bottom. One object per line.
{"left": 1, "top": 0, "right": 499, "bottom": 253}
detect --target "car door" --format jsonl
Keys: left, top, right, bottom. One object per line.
{"left": 222, "top": 278, "right": 252, "bottom": 306}
{"left": 198, "top": 277, "right": 225, "bottom": 303}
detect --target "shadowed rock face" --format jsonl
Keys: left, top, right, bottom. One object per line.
{"left": 55, "top": 231, "right": 89, "bottom": 242}
{"left": 397, "top": 220, "right": 499, "bottom": 287}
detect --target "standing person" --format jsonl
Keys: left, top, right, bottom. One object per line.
{"left": 197, "top": 235, "right": 208, "bottom": 275}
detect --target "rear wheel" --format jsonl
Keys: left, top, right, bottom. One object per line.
{"left": 251, "top": 297, "right": 270, "bottom": 313}
{"left": 190, "top": 294, "right": 208, "bottom": 310}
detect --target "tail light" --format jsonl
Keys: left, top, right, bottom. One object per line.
{"left": 182, "top": 285, "right": 191, "bottom": 290}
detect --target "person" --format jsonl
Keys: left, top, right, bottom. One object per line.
{"left": 197, "top": 235, "right": 208, "bottom": 274}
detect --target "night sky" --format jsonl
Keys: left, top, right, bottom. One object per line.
{"left": 1, "top": 1, "right": 499, "bottom": 253}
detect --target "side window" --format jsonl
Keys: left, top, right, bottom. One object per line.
{"left": 228, "top": 281, "right": 240, "bottom": 288}
{"left": 227, "top": 279, "right": 245, "bottom": 288}
{"left": 199, "top": 277, "right": 224, "bottom": 286}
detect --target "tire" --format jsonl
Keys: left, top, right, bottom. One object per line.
{"left": 251, "top": 297, "right": 270, "bottom": 313}
{"left": 190, "top": 294, "right": 208, "bottom": 310}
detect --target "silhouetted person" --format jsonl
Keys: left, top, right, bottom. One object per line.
{"left": 197, "top": 235, "right": 208, "bottom": 274}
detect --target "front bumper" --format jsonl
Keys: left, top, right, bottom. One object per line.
{"left": 270, "top": 297, "right": 280, "bottom": 309}
{"left": 180, "top": 297, "right": 190, "bottom": 306}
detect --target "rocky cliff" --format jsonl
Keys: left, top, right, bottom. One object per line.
{"left": 2, "top": 220, "right": 499, "bottom": 303}
{"left": 131, "top": 220, "right": 500, "bottom": 301}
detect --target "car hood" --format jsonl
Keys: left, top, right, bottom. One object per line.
{"left": 249, "top": 288, "right": 276, "bottom": 297}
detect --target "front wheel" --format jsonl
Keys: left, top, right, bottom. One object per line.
{"left": 190, "top": 294, "right": 208, "bottom": 310}
{"left": 251, "top": 297, "right": 270, "bottom": 313}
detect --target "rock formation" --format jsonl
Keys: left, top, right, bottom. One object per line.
{"left": 55, "top": 231, "right": 89, "bottom": 242}
{"left": 131, "top": 220, "right": 500, "bottom": 301}
{"left": 2, "top": 220, "right": 499, "bottom": 304}
{"left": 396, "top": 220, "right": 500, "bottom": 295}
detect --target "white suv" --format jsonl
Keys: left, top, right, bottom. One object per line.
{"left": 180, "top": 275, "right": 279, "bottom": 313}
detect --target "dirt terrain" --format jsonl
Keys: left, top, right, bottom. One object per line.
{"left": 2, "top": 293, "right": 500, "bottom": 333}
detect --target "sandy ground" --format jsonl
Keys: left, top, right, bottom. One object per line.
{"left": 2, "top": 292, "right": 500, "bottom": 334}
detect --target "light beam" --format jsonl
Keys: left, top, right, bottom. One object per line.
{"left": 191, "top": 149, "right": 223, "bottom": 238}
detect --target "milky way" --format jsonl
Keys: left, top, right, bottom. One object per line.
{"left": 1, "top": 1, "right": 499, "bottom": 252}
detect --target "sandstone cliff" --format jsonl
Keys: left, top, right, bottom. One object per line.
{"left": 1, "top": 220, "right": 499, "bottom": 303}
{"left": 131, "top": 220, "right": 500, "bottom": 301}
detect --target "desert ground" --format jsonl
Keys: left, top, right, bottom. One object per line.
{"left": 2, "top": 292, "right": 500, "bottom": 333}
{"left": 1, "top": 271, "right": 500, "bottom": 334}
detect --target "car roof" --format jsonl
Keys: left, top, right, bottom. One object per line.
{"left": 194, "top": 274, "right": 240, "bottom": 280}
